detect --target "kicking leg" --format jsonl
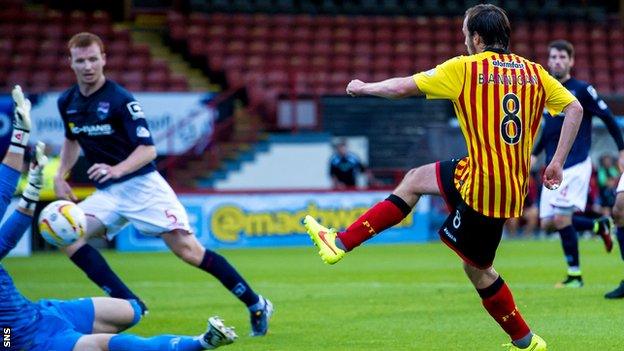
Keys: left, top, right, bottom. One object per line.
{"left": 304, "top": 162, "right": 439, "bottom": 264}
{"left": 62, "top": 216, "right": 147, "bottom": 313}
{"left": 163, "top": 229, "right": 273, "bottom": 336}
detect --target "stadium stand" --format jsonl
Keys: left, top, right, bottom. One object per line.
{"left": 0, "top": 1, "right": 188, "bottom": 93}
{"left": 166, "top": 8, "right": 624, "bottom": 124}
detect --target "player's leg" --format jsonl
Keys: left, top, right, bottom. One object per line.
{"left": 571, "top": 212, "right": 614, "bottom": 252}
{"left": 70, "top": 316, "right": 236, "bottom": 351}
{"left": 121, "top": 172, "right": 272, "bottom": 336}
{"left": 548, "top": 160, "right": 592, "bottom": 287}
{"left": 61, "top": 193, "right": 147, "bottom": 313}
{"left": 162, "top": 229, "right": 273, "bottom": 336}
{"left": 304, "top": 161, "right": 440, "bottom": 264}
{"left": 605, "top": 180, "right": 624, "bottom": 298}
{"left": 442, "top": 199, "right": 545, "bottom": 350}
{"left": 552, "top": 210, "right": 583, "bottom": 287}
{"left": 92, "top": 297, "right": 142, "bottom": 333}
{"left": 463, "top": 263, "right": 545, "bottom": 350}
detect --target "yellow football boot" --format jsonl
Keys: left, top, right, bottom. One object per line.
{"left": 303, "top": 215, "right": 345, "bottom": 264}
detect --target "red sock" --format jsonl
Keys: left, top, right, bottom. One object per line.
{"left": 479, "top": 277, "right": 531, "bottom": 341}
{"left": 337, "top": 194, "right": 411, "bottom": 251}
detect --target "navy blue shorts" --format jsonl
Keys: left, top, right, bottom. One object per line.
{"left": 31, "top": 298, "right": 95, "bottom": 351}
{"left": 436, "top": 159, "right": 507, "bottom": 269}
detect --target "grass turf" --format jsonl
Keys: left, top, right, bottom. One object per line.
{"left": 4, "top": 238, "right": 624, "bottom": 350}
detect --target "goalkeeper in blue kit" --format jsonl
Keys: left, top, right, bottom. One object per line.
{"left": 0, "top": 86, "right": 237, "bottom": 351}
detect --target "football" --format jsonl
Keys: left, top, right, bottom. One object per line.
{"left": 38, "top": 200, "right": 87, "bottom": 247}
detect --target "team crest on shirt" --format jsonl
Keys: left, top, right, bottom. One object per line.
{"left": 96, "top": 102, "right": 110, "bottom": 119}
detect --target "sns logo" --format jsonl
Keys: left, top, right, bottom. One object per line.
{"left": 3, "top": 327, "right": 10, "bottom": 347}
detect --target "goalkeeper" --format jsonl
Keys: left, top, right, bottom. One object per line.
{"left": 0, "top": 86, "right": 237, "bottom": 351}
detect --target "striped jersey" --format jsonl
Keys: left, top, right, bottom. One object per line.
{"left": 414, "top": 51, "right": 577, "bottom": 218}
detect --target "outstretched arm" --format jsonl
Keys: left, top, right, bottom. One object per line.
{"left": 0, "top": 85, "right": 31, "bottom": 221}
{"left": 346, "top": 76, "right": 422, "bottom": 99}
{"left": 0, "top": 142, "right": 47, "bottom": 260}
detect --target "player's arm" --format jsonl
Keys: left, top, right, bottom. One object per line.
{"left": 544, "top": 100, "right": 583, "bottom": 188}
{"left": 346, "top": 76, "right": 422, "bottom": 99}
{"left": 540, "top": 65, "right": 583, "bottom": 189}
{"left": 0, "top": 86, "right": 31, "bottom": 221}
{"left": 347, "top": 57, "right": 464, "bottom": 101}
{"left": 586, "top": 85, "right": 624, "bottom": 171}
{"left": 54, "top": 138, "right": 80, "bottom": 201}
{"left": 88, "top": 99, "right": 156, "bottom": 183}
{"left": 88, "top": 144, "right": 156, "bottom": 183}
{"left": 0, "top": 142, "right": 47, "bottom": 260}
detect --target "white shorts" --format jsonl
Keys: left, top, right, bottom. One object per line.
{"left": 617, "top": 174, "right": 624, "bottom": 193}
{"left": 78, "top": 171, "right": 190, "bottom": 239}
{"left": 539, "top": 157, "right": 592, "bottom": 219}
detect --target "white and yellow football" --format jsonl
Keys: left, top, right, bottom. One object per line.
{"left": 38, "top": 200, "right": 86, "bottom": 247}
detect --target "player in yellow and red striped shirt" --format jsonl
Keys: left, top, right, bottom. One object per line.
{"left": 303, "top": 4, "right": 583, "bottom": 350}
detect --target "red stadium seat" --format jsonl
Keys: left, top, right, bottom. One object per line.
{"left": 127, "top": 56, "right": 150, "bottom": 72}
{"left": 146, "top": 70, "right": 169, "bottom": 87}
{"left": 188, "top": 40, "right": 207, "bottom": 57}
{"left": 249, "top": 26, "right": 270, "bottom": 41}
{"left": 189, "top": 12, "right": 210, "bottom": 27}
{"left": 206, "top": 25, "right": 227, "bottom": 40}
{"left": 16, "top": 39, "right": 38, "bottom": 55}
{"left": 169, "top": 74, "right": 188, "bottom": 91}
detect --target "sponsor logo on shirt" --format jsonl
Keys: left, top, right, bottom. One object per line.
{"left": 136, "top": 126, "right": 151, "bottom": 138}
{"left": 96, "top": 101, "right": 110, "bottom": 120}
{"left": 126, "top": 101, "right": 146, "bottom": 119}
{"left": 69, "top": 122, "right": 114, "bottom": 136}
{"left": 491, "top": 60, "right": 525, "bottom": 69}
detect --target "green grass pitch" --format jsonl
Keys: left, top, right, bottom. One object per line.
{"left": 4, "top": 238, "right": 624, "bottom": 350}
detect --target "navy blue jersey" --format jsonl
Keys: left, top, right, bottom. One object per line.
{"left": 533, "top": 78, "right": 624, "bottom": 168}
{"left": 57, "top": 80, "right": 156, "bottom": 189}
{"left": 329, "top": 152, "right": 365, "bottom": 187}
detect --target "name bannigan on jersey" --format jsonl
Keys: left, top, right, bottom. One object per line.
{"left": 413, "top": 51, "right": 577, "bottom": 218}
{"left": 57, "top": 79, "right": 156, "bottom": 189}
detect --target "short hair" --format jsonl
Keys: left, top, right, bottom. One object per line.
{"left": 67, "top": 32, "right": 105, "bottom": 53}
{"left": 548, "top": 39, "right": 574, "bottom": 58}
{"left": 465, "top": 4, "right": 511, "bottom": 50}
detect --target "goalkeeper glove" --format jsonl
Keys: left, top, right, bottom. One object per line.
{"left": 19, "top": 141, "right": 48, "bottom": 211}
{"left": 10, "top": 85, "right": 31, "bottom": 155}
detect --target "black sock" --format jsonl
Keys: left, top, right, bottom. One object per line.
{"left": 558, "top": 225, "right": 580, "bottom": 268}
{"left": 572, "top": 215, "right": 594, "bottom": 232}
{"left": 617, "top": 227, "right": 624, "bottom": 261}
{"left": 70, "top": 244, "right": 141, "bottom": 300}
{"left": 199, "top": 250, "right": 259, "bottom": 307}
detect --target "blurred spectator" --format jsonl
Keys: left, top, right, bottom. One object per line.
{"left": 597, "top": 154, "right": 620, "bottom": 214}
{"left": 505, "top": 170, "right": 540, "bottom": 238}
{"left": 329, "top": 138, "right": 371, "bottom": 189}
